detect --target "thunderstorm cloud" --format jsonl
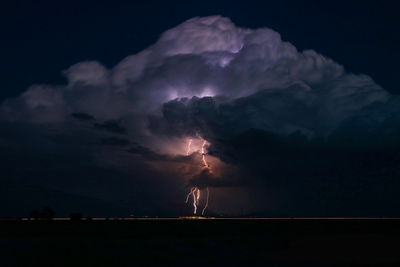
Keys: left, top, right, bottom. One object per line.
{"left": 1, "top": 16, "right": 400, "bottom": 216}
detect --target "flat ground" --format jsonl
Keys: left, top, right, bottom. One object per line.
{"left": 1, "top": 218, "right": 400, "bottom": 266}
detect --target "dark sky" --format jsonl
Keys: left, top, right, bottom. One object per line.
{"left": 1, "top": 0, "right": 399, "bottom": 102}
{"left": 1, "top": 0, "right": 400, "bottom": 218}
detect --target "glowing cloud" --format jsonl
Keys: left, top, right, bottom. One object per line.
{"left": 1, "top": 15, "right": 398, "bottom": 216}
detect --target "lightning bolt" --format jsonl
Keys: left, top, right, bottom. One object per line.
{"left": 193, "top": 188, "right": 200, "bottom": 214}
{"left": 186, "top": 187, "right": 201, "bottom": 214}
{"left": 186, "top": 138, "right": 192, "bottom": 156}
{"left": 201, "top": 139, "right": 209, "bottom": 168}
{"left": 185, "top": 187, "right": 195, "bottom": 203}
{"left": 185, "top": 137, "right": 212, "bottom": 216}
{"left": 201, "top": 187, "right": 210, "bottom": 215}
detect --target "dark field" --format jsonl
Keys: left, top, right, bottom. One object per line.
{"left": 1, "top": 218, "right": 400, "bottom": 266}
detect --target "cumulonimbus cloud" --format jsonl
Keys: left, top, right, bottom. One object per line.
{"left": 1, "top": 16, "right": 394, "bottom": 142}
{"left": 1, "top": 16, "right": 400, "bottom": 216}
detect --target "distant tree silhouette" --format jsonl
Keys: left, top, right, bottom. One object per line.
{"left": 29, "top": 210, "right": 40, "bottom": 220}
{"left": 40, "top": 206, "right": 55, "bottom": 220}
{"left": 70, "top": 213, "right": 83, "bottom": 221}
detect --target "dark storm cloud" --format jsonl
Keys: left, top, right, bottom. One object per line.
{"left": 71, "top": 112, "right": 95, "bottom": 121}
{"left": 151, "top": 84, "right": 400, "bottom": 149}
{"left": 1, "top": 16, "right": 400, "bottom": 216}
{"left": 101, "top": 137, "right": 130, "bottom": 146}
{"left": 94, "top": 120, "right": 127, "bottom": 134}
{"left": 188, "top": 168, "right": 246, "bottom": 189}
{"left": 127, "top": 143, "right": 167, "bottom": 161}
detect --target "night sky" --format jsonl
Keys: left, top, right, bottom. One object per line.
{"left": 1, "top": 0, "right": 400, "bottom": 217}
